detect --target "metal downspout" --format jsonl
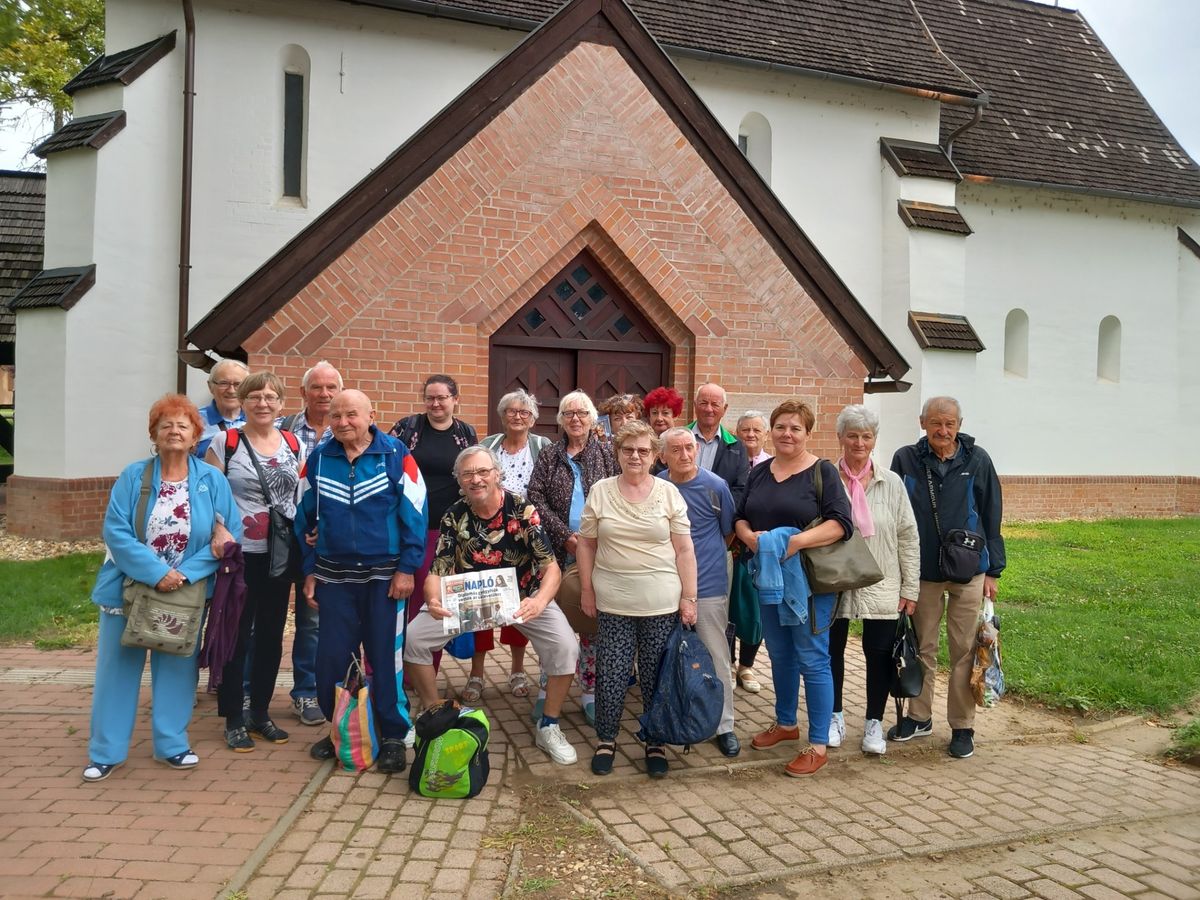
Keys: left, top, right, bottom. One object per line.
{"left": 176, "top": 0, "right": 196, "bottom": 393}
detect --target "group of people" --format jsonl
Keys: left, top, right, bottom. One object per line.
{"left": 84, "top": 360, "right": 1005, "bottom": 785}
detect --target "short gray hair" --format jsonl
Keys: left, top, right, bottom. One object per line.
{"left": 497, "top": 389, "right": 539, "bottom": 424}
{"left": 452, "top": 445, "right": 502, "bottom": 478}
{"left": 302, "top": 360, "right": 343, "bottom": 391}
{"left": 208, "top": 358, "right": 249, "bottom": 383}
{"left": 556, "top": 390, "right": 598, "bottom": 429}
{"left": 921, "top": 396, "right": 962, "bottom": 421}
{"left": 836, "top": 404, "right": 879, "bottom": 438}
{"left": 660, "top": 426, "right": 696, "bottom": 448}
{"left": 695, "top": 382, "right": 727, "bottom": 405}
{"left": 736, "top": 410, "right": 767, "bottom": 430}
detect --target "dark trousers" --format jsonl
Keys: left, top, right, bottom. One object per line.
{"left": 316, "top": 578, "right": 410, "bottom": 740}
{"left": 725, "top": 624, "right": 761, "bottom": 668}
{"left": 829, "top": 617, "right": 894, "bottom": 721}
{"left": 218, "top": 552, "right": 291, "bottom": 721}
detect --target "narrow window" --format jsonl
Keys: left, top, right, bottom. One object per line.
{"left": 1003, "top": 308, "right": 1028, "bottom": 377}
{"left": 737, "top": 112, "right": 772, "bottom": 185}
{"left": 283, "top": 72, "right": 304, "bottom": 198}
{"left": 1097, "top": 316, "right": 1121, "bottom": 382}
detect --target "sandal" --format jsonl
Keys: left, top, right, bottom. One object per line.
{"left": 591, "top": 741, "right": 616, "bottom": 776}
{"left": 461, "top": 676, "right": 484, "bottom": 704}
{"left": 737, "top": 667, "right": 762, "bottom": 693}
{"left": 508, "top": 671, "right": 530, "bottom": 698}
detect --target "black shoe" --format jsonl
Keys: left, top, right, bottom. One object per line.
{"left": 645, "top": 745, "right": 669, "bottom": 779}
{"left": 886, "top": 716, "right": 933, "bottom": 742}
{"left": 591, "top": 741, "right": 616, "bottom": 776}
{"left": 377, "top": 738, "right": 407, "bottom": 774}
{"left": 225, "top": 726, "right": 255, "bottom": 753}
{"left": 948, "top": 728, "right": 975, "bottom": 759}
{"left": 715, "top": 732, "right": 741, "bottom": 758}
{"left": 309, "top": 736, "right": 335, "bottom": 761}
{"left": 247, "top": 717, "right": 290, "bottom": 744}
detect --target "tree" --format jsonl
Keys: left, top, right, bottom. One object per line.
{"left": 0, "top": 0, "right": 104, "bottom": 136}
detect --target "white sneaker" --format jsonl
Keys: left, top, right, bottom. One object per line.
{"left": 535, "top": 722, "right": 578, "bottom": 765}
{"left": 827, "top": 711, "right": 845, "bottom": 748}
{"left": 862, "top": 718, "right": 887, "bottom": 755}
{"left": 403, "top": 729, "right": 416, "bottom": 749}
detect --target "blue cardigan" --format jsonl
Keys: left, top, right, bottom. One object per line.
{"left": 91, "top": 455, "right": 242, "bottom": 608}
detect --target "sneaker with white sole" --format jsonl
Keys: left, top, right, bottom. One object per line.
{"left": 293, "top": 696, "right": 325, "bottom": 727}
{"left": 827, "top": 711, "right": 845, "bottom": 748}
{"left": 535, "top": 723, "right": 578, "bottom": 765}
{"left": 862, "top": 718, "right": 887, "bottom": 755}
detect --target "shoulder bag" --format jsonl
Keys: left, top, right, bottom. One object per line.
{"left": 240, "top": 430, "right": 298, "bottom": 579}
{"left": 121, "top": 461, "right": 208, "bottom": 656}
{"left": 923, "top": 465, "right": 984, "bottom": 584}
{"left": 801, "top": 460, "right": 884, "bottom": 594}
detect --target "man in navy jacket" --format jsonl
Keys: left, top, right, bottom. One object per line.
{"left": 889, "top": 396, "right": 1004, "bottom": 761}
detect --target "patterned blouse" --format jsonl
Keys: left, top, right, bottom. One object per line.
{"left": 430, "top": 491, "right": 557, "bottom": 599}
{"left": 224, "top": 432, "right": 305, "bottom": 554}
{"left": 146, "top": 479, "right": 192, "bottom": 569}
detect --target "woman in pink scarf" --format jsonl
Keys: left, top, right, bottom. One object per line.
{"left": 828, "top": 405, "right": 920, "bottom": 755}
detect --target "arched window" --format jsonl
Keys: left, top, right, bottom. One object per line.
{"left": 1003, "top": 308, "right": 1028, "bottom": 378}
{"left": 281, "top": 44, "right": 311, "bottom": 202}
{"left": 737, "top": 112, "right": 772, "bottom": 185}
{"left": 1097, "top": 315, "right": 1121, "bottom": 382}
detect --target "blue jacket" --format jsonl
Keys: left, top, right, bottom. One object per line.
{"left": 92, "top": 455, "right": 242, "bottom": 608}
{"left": 748, "top": 527, "right": 811, "bottom": 626}
{"left": 891, "top": 433, "right": 1006, "bottom": 581}
{"left": 295, "top": 425, "right": 428, "bottom": 575}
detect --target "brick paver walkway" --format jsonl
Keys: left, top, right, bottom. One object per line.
{"left": 1, "top": 641, "right": 1197, "bottom": 899}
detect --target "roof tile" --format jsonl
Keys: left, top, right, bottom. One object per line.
{"left": 33, "top": 111, "right": 127, "bottom": 159}
{"left": 64, "top": 32, "right": 177, "bottom": 95}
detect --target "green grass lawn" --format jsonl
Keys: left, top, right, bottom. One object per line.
{"left": 999, "top": 518, "right": 1200, "bottom": 715}
{"left": 0, "top": 552, "right": 104, "bottom": 648}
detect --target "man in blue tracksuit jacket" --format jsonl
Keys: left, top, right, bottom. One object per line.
{"left": 295, "top": 390, "right": 428, "bottom": 773}
{"left": 889, "top": 396, "right": 1005, "bottom": 761}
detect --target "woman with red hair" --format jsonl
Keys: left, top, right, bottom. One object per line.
{"left": 644, "top": 387, "right": 683, "bottom": 475}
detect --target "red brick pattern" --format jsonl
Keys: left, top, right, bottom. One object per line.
{"left": 1002, "top": 475, "right": 1200, "bottom": 520}
{"left": 5, "top": 474, "right": 115, "bottom": 539}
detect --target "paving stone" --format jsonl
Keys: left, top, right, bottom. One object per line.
{"left": 973, "top": 875, "right": 1032, "bottom": 898}
{"left": 1027, "top": 879, "right": 1085, "bottom": 899}
{"left": 1139, "top": 874, "right": 1200, "bottom": 900}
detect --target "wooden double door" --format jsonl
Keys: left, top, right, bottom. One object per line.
{"left": 488, "top": 251, "right": 671, "bottom": 437}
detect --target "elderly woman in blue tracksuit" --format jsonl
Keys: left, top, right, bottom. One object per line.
{"left": 734, "top": 399, "right": 852, "bottom": 779}
{"left": 296, "top": 390, "right": 428, "bottom": 775}
{"left": 84, "top": 394, "right": 241, "bottom": 782}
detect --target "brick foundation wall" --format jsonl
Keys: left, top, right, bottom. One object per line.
{"left": 6, "top": 475, "right": 115, "bottom": 539}
{"left": 1002, "top": 476, "right": 1200, "bottom": 520}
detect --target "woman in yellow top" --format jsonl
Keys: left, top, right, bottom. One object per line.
{"left": 578, "top": 420, "right": 697, "bottom": 779}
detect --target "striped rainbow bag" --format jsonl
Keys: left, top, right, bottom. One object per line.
{"left": 332, "top": 657, "right": 378, "bottom": 772}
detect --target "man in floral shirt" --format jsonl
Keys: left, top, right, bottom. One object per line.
{"left": 404, "top": 446, "right": 581, "bottom": 766}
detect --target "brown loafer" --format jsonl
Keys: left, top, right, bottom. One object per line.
{"left": 751, "top": 723, "right": 801, "bottom": 750}
{"left": 784, "top": 747, "right": 828, "bottom": 778}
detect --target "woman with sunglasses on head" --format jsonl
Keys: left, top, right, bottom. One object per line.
{"left": 390, "top": 375, "right": 479, "bottom": 698}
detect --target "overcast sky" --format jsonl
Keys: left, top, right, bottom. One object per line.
{"left": 1, "top": 0, "right": 1197, "bottom": 168}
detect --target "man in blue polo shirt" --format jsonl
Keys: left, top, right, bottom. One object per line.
{"left": 657, "top": 426, "right": 740, "bottom": 757}
{"left": 195, "top": 359, "right": 248, "bottom": 458}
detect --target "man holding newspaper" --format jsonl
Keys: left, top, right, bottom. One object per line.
{"left": 404, "top": 445, "right": 581, "bottom": 766}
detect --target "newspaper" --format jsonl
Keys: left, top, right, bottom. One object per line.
{"left": 440, "top": 567, "right": 522, "bottom": 636}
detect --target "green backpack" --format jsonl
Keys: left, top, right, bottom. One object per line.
{"left": 409, "top": 701, "right": 491, "bottom": 799}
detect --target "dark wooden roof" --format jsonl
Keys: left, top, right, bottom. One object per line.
{"left": 880, "top": 138, "right": 961, "bottom": 181}
{"left": 898, "top": 200, "right": 972, "bottom": 236}
{"left": 64, "top": 32, "right": 177, "bottom": 95}
{"left": 908, "top": 311, "right": 985, "bottom": 352}
{"left": 1180, "top": 228, "right": 1200, "bottom": 262}
{"left": 6, "top": 266, "right": 96, "bottom": 313}
{"left": 33, "top": 111, "right": 127, "bottom": 159}
{"left": 917, "top": 0, "right": 1200, "bottom": 207}
{"left": 0, "top": 171, "right": 46, "bottom": 349}
{"left": 353, "top": 0, "right": 981, "bottom": 97}
{"left": 190, "top": 0, "right": 909, "bottom": 383}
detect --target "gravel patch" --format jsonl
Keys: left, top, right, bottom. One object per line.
{"left": 0, "top": 515, "right": 105, "bottom": 561}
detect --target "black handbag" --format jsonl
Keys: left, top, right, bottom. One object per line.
{"left": 801, "top": 460, "right": 884, "bottom": 594}
{"left": 890, "top": 612, "right": 923, "bottom": 700}
{"left": 923, "top": 466, "right": 983, "bottom": 584}
{"left": 242, "top": 434, "right": 296, "bottom": 579}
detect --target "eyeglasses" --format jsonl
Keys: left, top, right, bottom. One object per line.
{"left": 458, "top": 467, "right": 495, "bottom": 480}
{"left": 246, "top": 392, "right": 281, "bottom": 405}
{"left": 505, "top": 409, "right": 533, "bottom": 419}
{"left": 561, "top": 410, "right": 590, "bottom": 420}
{"left": 211, "top": 380, "right": 242, "bottom": 389}
{"left": 619, "top": 447, "right": 654, "bottom": 458}
{"left": 425, "top": 394, "right": 454, "bottom": 404}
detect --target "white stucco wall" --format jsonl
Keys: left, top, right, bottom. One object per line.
{"left": 1176, "top": 232, "right": 1200, "bottom": 476}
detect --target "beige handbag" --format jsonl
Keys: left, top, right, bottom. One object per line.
{"left": 801, "top": 460, "right": 884, "bottom": 595}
